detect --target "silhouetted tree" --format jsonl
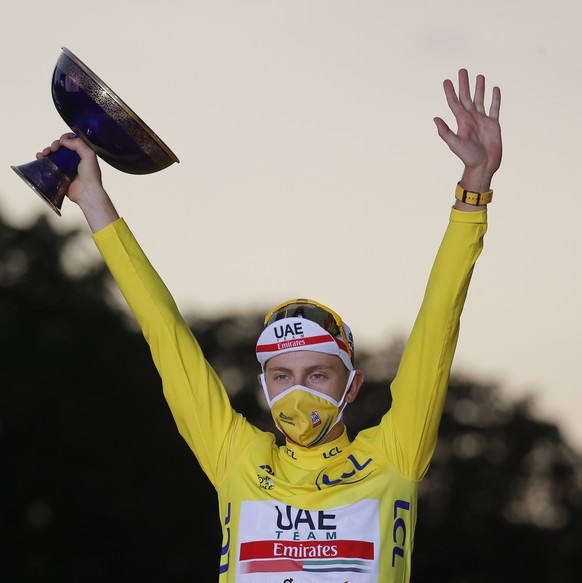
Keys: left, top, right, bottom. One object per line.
{"left": 0, "top": 212, "right": 219, "bottom": 582}
{"left": 413, "top": 378, "right": 582, "bottom": 582}
{"left": 1, "top": 210, "right": 581, "bottom": 582}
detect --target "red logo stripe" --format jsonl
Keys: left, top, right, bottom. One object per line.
{"left": 240, "top": 539, "right": 374, "bottom": 560}
{"left": 240, "top": 559, "right": 304, "bottom": 574}
{"left": 256, "top": 334, "right": 335, "bottom": 353}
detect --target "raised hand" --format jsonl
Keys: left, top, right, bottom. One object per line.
{"left": 36, "top": 134, "right": 119, "bottom": 232}
{"left": 434, "top": 69, "right": 502, "bottom": 193}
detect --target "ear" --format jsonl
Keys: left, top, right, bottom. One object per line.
{"left": 345, "top": 370, "right": 365, "bottom": 404}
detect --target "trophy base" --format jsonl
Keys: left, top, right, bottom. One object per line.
{"left": 11, "top": 146, "right": 80, "bottom": 217}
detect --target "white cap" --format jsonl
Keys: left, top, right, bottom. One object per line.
{"left": 256, "top": 316, "right": 353, "bottom": 371}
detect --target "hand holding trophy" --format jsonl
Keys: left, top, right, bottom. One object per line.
{"left": 11, "top": 47, "right": 179, "bottom": 216}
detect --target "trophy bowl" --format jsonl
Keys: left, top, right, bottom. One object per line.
{"left": 11, "top": 47, "right": 180, "bottom": 215}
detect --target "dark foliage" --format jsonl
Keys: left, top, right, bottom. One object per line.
{"left": 1, "top": 212, "right": 581, "bottom": 582}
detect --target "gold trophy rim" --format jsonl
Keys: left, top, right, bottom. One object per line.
{"left": 59, "top": 47, "right": 180, "bottom": 165}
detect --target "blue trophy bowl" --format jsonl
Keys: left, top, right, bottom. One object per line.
{"left": 11, "top": 47, "right": 179, "bottom": 215}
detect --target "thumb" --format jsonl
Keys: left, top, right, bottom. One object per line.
{"left": 434, "top": 117, "right": 461, "bottom": 153}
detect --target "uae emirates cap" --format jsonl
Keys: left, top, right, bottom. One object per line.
{"left": 256, "top": 316, "right": 354, "bottom": 371}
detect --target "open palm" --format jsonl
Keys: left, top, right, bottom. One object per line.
{"left": 434, "top": 69, "right": 502, "bottom": 178}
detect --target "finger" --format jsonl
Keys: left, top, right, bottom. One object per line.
{"left": 35, "top": 146, "right": 53, "bottom": 159}
{"left": 434, "top": 117, "right": 458, "bottom": 147}
{"left": 36, "top": 136, "right": 74, "bottom": 159}
{"left": 60, "top": 133, "right": 92, "bottom": 155}
{"left": 457, "top": 68, "right": 473, "bottom": 110}
{"left": 442, "top": 78, "right": 463, "bottom": 117}
{"left": 474, "top": 74, "right": 485, "bottom": 113}
{"left": 488, "top": 86, "right": 501, "bottom": 120}
{"left": 433, "top": 117, "right": 449, "bottom": 135}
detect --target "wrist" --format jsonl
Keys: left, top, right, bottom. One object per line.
{"left": 76, "top": 187, "right": 120, "bottom": 233}
{"left": 459, "top": 168, "right": 494, "bottom": 193}
{"left": 453, "top": 199, "right": 487, "bottom": 212}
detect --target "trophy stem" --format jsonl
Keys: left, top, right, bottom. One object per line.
{"left": 11, "top": 147, "right": 81, "bottom": 216}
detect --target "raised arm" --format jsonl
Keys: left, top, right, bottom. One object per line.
{"left": 36, "top": 133, "right": 251, "bottom": 483}
{"left": 384, "top": 69, "right": 502, "bottom": 480}
{"left": 434, "top": 68, "right": 502, "bottom": 209}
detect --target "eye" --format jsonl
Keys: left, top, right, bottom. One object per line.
{"left": 310, "top": 372, "right": 326, "bottom": 382}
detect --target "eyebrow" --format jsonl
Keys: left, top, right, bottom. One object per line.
{"left": 267, "top": 364, "right": 334, "bottom": 374}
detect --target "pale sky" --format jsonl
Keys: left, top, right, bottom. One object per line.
{"left": 2, "top": 1, "right": 581, "bottom": 450}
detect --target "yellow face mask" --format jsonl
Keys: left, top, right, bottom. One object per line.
{"left": 261, "top": 371, "right": 356, "bottom": 447}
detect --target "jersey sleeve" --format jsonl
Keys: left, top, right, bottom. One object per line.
{"left": 92, "top": 218, "right": 256, "bottom": 487}
{"left": 381, "top": 208, "right": 488, "bottom": 481}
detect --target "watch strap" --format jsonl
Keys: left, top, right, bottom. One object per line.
{"left": 455, "top": 183, "right": 493, "bottom": 205}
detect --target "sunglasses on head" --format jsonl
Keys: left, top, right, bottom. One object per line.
{"left": 264, "top": 298, "right": 354, "bottom": 363}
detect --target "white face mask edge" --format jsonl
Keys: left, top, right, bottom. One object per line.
{"left": 260, "top": 370, "right": 356, "bottom": 408}
{"left": 260, "top": 370, "right": 356, "bottom": 446}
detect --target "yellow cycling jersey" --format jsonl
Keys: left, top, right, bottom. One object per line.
{"left": 93, "top": 208, "right": 487, "bottom": 582}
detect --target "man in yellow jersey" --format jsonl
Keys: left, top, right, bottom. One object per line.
{"left": 36, "top": 68, "right": 501, "bottom": 582}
